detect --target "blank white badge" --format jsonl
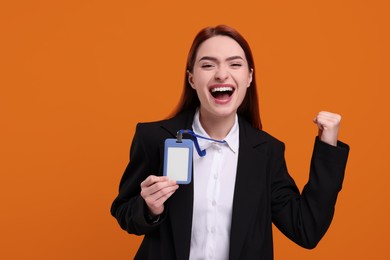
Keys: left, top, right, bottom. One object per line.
{"left": 163, "top": 139, "right": 193, "bottom": 184}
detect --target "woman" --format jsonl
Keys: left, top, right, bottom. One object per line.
{"left": 111, "top": 25, "right": 349, "bottom": 259}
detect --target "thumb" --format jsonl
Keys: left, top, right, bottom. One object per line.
{"left": 313, "top": 117, "right": 323, "bottom": 137}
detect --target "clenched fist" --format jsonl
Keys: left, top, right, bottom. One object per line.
{"left": 313, "top": 111, "right": 341, "bottom": 147}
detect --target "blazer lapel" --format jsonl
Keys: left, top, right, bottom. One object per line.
{"left": 159, "top": 110, "right": 196, "bottom": 260}
{"left": 229, "top": 118, "right": 269, "bottom": 260}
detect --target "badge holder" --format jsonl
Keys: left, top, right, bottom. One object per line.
{"left": 163, "top": 132, "right": 193, "bottom": 184}
{"left": 163, "top": 129, "right": 226, "bottom": 184}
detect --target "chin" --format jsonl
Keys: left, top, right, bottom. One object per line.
{"left": 207, "top": 106, "right": 237, "bottom": 118}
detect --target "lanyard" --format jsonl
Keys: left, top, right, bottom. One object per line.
{"left": 177, "top": 129, "right": 226, "bottom": 157}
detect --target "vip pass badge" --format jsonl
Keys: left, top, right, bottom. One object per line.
{"left": 163, "top": 129, "right": 227, "bottom": 184}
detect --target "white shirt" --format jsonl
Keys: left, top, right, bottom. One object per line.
{"left": 189, "top": 110, "right": 239, "bottom": 260}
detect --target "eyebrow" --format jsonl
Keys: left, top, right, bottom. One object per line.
{"left": 198, "top": 55, "right": 244, "bottom": 62}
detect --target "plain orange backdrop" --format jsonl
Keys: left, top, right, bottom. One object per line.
{"left": 1, "top": 0, "right": 389, "bottom": 259}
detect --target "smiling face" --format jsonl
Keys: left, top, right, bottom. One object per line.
{"left": 188, "top": 36, "right": 253, "bottom": 122}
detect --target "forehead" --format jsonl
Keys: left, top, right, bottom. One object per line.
{"left": 196, "top": 36, "right": 246, "bottom": 60}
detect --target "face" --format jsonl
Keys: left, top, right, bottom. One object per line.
{"left": 188, "top": 36, "right": 253, "bottom": 121}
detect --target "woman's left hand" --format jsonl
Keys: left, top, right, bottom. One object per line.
{"left": 313, "top": 111, "right": 341, "bottom": 146}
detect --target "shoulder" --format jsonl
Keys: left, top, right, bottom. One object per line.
{"left": 134, "top": 109, "right": 196, "bottom": 143}
{"left": 133, "top": 120, "right": 173, "bottom": 148}
{"left": 238, "top": 116, "right": 284, "bottom": 149}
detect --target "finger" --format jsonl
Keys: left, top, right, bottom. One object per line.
{"left": 146, "top": 189, "right": 177, "bottom": 216}
{"left": 140, "top": 175, "right": 168, "bottom": 189}
{"left": 153, "top": 190, "right": 177, "bottom": 208}
{"left": 144, "top": 185, "right": 179, "bottom": 212}
{"left": 145, "top": 179, "right": 177, "bottom": 195}
{"left": 314, "top": 112, "right": 341, "bottom": 129}
{"left": 146, "top": 184, "right": 179, "bottom": 202}
{"left": 316, "top": 116, "right": 340, "bottom": 129}
{"left": 317, "top": 111, "right": 341, "bottom": 122}
{"left": 141, "top": 180, "right": 178, "bottom": 200}
{"left": 150, "top": 187, "right": 178, "bottom": 207}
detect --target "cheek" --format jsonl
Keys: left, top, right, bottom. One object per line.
{"left": 236, "top": 75, "right": 251, "bottom": 89}
{"left": 192, "top": 74, "right": 210, "bottom": 89}
{"left": 239, "top": 87, "right": 248, "bottom": 98}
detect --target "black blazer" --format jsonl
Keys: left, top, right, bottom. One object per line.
{"left": 111, "top": 109, "right": 349, "bottom": 260}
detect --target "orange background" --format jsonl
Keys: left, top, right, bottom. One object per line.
{"left": 1, "top": 0, "right": 389, "bottom": 259}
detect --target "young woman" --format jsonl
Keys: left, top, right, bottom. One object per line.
{"left": 111, "top": 25, "right": 349, "bottom": 260}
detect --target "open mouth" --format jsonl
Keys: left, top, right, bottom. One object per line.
{"left": 210, "top": 86, "right": 235, "bottom": 100}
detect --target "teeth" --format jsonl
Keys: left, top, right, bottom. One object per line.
{"left": 211, "top": 87, "right": 233, "bottom": 92}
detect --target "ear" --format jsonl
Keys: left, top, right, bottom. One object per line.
{"left": 187, "top": 70, "right": 195, "bottom": 89}
{"left": 247, "top": 68, "right": 253, "bottom": 88}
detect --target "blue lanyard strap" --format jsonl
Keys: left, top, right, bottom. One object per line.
{"left": 177, "top": 129, "right": 226, "bottom": 157}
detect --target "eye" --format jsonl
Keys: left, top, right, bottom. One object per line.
{"left": 230, "top": 63, "right": 243, "bottom": 68}
{"left": 201, "top": 63, "right": 215, "bottom": 69}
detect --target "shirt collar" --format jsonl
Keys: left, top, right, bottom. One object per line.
{"left": 192, "top": 109, "right": 239, "bottom": 153}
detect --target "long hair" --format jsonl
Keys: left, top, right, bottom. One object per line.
{"left": 170, "top": 25, "right": 262, "bottom": 130}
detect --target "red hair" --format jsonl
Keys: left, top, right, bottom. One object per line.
{"left": 170, "top": 25, "right": 262, "bottom": 130}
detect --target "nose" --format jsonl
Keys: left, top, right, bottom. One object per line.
{"left": 214, "top": 66, "right": 229, "bottom": 81}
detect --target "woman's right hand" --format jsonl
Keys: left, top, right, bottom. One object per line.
{"left": 140, "top": 175, "right": 179, "bottom": 216}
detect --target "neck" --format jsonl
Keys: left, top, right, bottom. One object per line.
{"left": 198, "top": 108, "right": 236, "bottom": 140}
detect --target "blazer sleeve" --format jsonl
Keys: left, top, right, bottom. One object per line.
{"left": 110, "top": 123, "right": 166, "bottom": 235}
{"left": 271, "top": 137, "right": 350, "bottom": 249}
